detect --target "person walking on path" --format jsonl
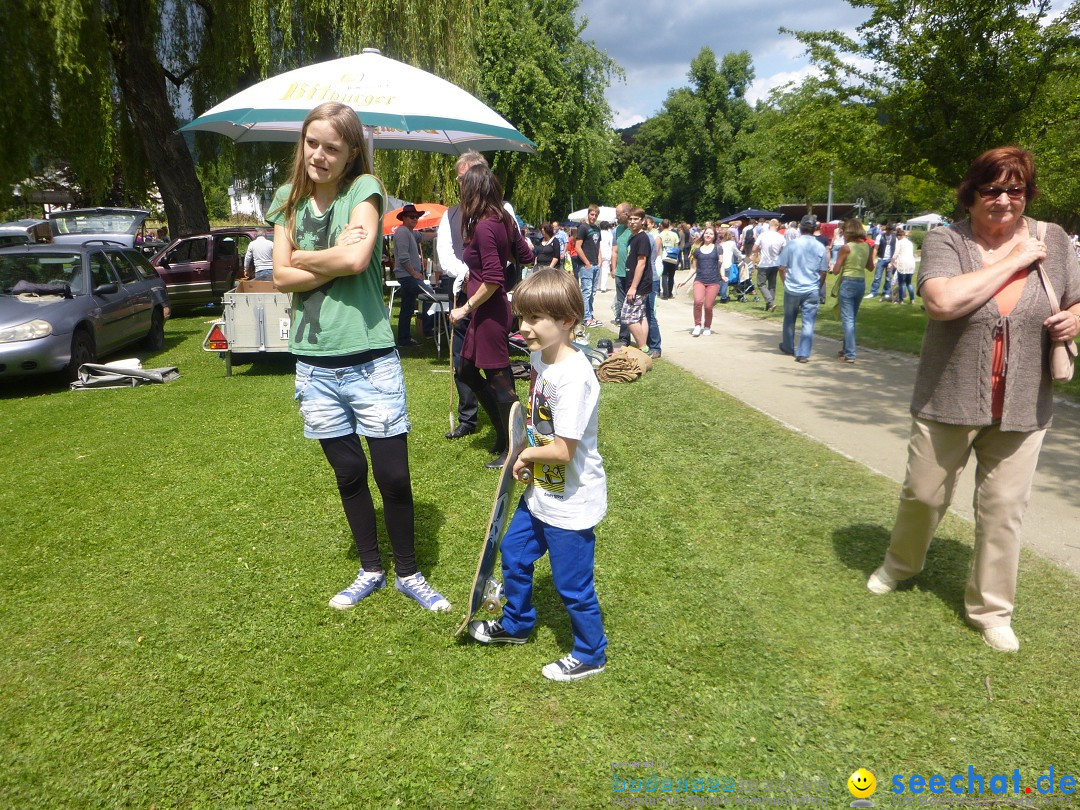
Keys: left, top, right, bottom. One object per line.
{"left": 777, "top": 215, "right": 830, "bottom": 363}
{"left": 830, "top": 218, "right": 874, "bottom": 363}
{"left": 866, "top": 146, "right": 1080, "bottom": 653}
{"left": 718, "top": 229, "right": 744, "bottom": 304}
{"left": 679, "top": 226, "right": 721, "bottom": 336}
{"left": 576, "top": 205, "right": 603, "bottom": 326}
{"left": 867, "top": 224, "right": 897, "bottom": 300}
{"left": 753, "top": 219, "right": 786, "bottom": 313}
{"left": 659, "top": 220, "right": 680, "bottom": 298}
{"left": 268, "top": 101, "right": 450, "bottom": 613}
{"left": 889, "top": 228, "right": 917, "bottom": 303}
{"left": 448, "top": 165, "right": 535, "bottom": 470}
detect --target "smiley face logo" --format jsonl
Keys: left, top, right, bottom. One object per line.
{"left": 848, "top": 768, "right": 877, "bottom": 799}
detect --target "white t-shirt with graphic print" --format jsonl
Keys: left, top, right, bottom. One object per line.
{"left": 524, "top": 348, "right": 607, "bottom": 531}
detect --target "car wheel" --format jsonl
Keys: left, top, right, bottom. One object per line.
{"left": 142, "top": 307, "right": 165, "bottom": 351}
{"left": 65, "top": 329, "right": 96, "bottom": 383}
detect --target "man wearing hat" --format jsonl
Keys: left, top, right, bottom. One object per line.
{"left": 393, "top": 203, "right": 433, "bottom": 347}
{"left": 776, "top": 214, "right": 830, "bottom": 363}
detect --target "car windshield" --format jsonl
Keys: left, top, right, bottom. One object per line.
{"left": 0, "top": 253, "right": 82, "bottom": 294}
{"left": 50, "top": 211, "right": 143, "bottom": 236}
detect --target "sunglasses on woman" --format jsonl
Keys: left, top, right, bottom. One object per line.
{"left": 977, "top": 184, "right": 1026, "bottom": 201}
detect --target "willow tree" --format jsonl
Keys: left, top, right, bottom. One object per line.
{"left": 1, "top": 0, "right": 477, "bottom": 234}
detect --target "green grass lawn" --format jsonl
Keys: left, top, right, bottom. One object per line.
{"left": 1, "top": 312, "right": 1078, "bottom": 807}
{"left": 721, "top": 269, "right": 1080, "bottom": 400}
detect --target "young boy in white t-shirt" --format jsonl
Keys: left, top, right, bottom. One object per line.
{"left": 467, "top": 268, "right": 608, "bottom": 682}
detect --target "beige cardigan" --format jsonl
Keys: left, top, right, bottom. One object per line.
{"left": 911, "top": 218, "right": 1080, "bottom": 431}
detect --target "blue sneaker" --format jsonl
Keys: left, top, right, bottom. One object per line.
{"left": 328, "top": 569, "right": 386, "bottom": 610}
{"left": 395, "top": 572, "right": 450, "bottom": 612}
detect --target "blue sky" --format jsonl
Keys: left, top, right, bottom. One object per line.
{"left": 576, "top": 0, "right": 871, "bottom": 127}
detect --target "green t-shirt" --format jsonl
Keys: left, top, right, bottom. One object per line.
{"left": 614, "top": 224, "right": 632, "bottom": 278}
{"left": 266, "top": 175, "right": 394, "bottom": 356}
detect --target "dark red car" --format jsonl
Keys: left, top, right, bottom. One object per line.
{"left": 150, "top": 228, "right": 263, "bottom": 307}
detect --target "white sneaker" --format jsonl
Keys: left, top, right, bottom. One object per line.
{"left": 982, "top": 626, "right": 1019, "bottom": 653}
{"left": 702, "top": 328, "right": 712, "bottom": 336}
{"left": 867, "top": 566, "right": 899, "bottom": 595}
{"left": 863, "top": 293, "right": 875, "bottom": 299}
{"left": 691, "top": 325, "right": 702, "bottom": 337}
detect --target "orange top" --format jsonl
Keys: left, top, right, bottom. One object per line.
{"left": 991, "top": 268, "right": 1030, "bottom": 419}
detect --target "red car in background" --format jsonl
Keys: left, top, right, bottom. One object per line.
{"left": 150, "top": 228, "right": 263, "bottom": 308}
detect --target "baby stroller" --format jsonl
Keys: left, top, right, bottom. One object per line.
{"left": 731, "top": 260, "right": 759, "bottom": 303}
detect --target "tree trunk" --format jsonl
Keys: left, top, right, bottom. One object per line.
{"left": 105, "top": 0, "right": 209, "bottom": 236}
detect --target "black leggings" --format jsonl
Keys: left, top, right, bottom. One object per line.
{"left": 456, "top": 361, "right": 518, "bottom": 406}
{"left": 457, "top": 360, "right": 518, "bottom": 453}
{"left": 319, "top": 433, "right": 416, "bottom": 577}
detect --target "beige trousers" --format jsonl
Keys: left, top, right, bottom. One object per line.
{"left": 882, "top": 416, "right": 1047, "bottom": 629}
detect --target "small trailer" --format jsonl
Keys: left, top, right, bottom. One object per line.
{"left": 202, "top": 280, "right": 291, "bottom": 377}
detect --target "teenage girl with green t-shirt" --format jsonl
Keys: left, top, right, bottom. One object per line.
{"left": 267, "top": 101, "right": 449, "bottom": 613}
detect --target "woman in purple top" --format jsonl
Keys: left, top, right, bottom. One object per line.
{"left": 449, "top": 165, "right": 534, "bottom": 469}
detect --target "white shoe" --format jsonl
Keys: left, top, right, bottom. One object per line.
{"left": 702, "top": 328, "right": 712, "bottom": 336}
{"left": 863, "top": 293, "right": 875, "bottom": 299}
{"left": 982, "top": 626, "right": 1019, "bottom": 653}
{"left": 691, "top": 325, "right": 702, "bottom": 337}
{"left": 867, "top": 566, "right": 899, "bottom": 595}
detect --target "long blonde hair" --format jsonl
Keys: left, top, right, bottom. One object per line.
{"left": 269, "top": 102, "right": 375, "bottom": 246}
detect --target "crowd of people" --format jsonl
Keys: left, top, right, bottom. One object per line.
{"left": 265, "top": 104, "right": 1079, "bottom": 669}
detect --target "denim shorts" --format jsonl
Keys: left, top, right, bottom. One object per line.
{"left": 294, "top": 353, "right": 410, "bottom": 439}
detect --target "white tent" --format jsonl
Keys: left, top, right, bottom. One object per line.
{"left": 905, "top": 213, "right": 947, "bottom": 229}
{"left": 567, "top": 206, "right": 617, "bottom": 223}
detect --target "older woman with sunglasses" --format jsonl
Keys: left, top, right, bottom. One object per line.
{"left": 867, "top": 146, "right": 1080, "bottom": 653}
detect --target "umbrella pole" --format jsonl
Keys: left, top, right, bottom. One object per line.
{"left": 448, "top": 337, "right": 457, "bottom": 433}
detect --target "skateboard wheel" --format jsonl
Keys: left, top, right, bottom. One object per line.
{"left": 482, "top": 595, "right": 501, "bottom": 612}
{"left": 520, "top": 469, "right": 531, "bottom": 483}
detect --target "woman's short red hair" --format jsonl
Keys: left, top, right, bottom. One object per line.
{"left": 957, "top": 146, "right": 1038, "bottom": 208}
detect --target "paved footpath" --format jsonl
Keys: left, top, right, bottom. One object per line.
{"left": 597, "top": 284, "right": 1080, "bottom": 577}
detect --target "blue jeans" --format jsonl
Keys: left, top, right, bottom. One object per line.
{"left": 646, "top": 275, "right": 661, "bottom": 353}
{"left": 781, "top": 289, "right": 820, "bottom": 359}
{"left": 580, "top": 264, "right": 599, "bottom": 321}
{"left": 896, "top": 273, "right": 915, "bottom": 303}
{"left": 869, "top": 259, "right": 892, "bottom": 297}
{"left": 500, "top": 499, "right": 607, "bottom": 666}
{"left": 838, "top": 277, "right": 865, "bottom": 359}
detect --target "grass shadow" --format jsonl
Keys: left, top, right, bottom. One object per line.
{"left": 832, "top": 521, "right": 971, "bottom": 622}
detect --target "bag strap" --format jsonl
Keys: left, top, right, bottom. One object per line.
{"left": 1034, "top": 221, "right": 1061, "bottom": 315}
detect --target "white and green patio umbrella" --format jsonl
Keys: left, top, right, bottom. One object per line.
{"left": 181, "top": 49, "right": 535, "bottom": 155}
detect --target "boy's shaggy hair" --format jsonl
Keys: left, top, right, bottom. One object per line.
{"left": 512, "top": 268, "right": 584, "bottom": 327}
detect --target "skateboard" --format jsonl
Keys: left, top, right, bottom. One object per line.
{"left": 455, "top": 400, "right": 531, "bottom": 636}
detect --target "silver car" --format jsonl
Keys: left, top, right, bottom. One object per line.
{"left": 0, "top": 243, "right": 170, "bottom": 380}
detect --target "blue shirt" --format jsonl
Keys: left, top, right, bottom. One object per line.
{"left": 777, "top": 235, "right": 829, "bottom": 295}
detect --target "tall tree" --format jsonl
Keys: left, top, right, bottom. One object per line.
{"left": 786, "top": 0, "right": 1080, "bottom": 186}
{"left": 1, "top": 0, "right": 478, "bottom": 234}
{"left": 622, "top": 48, "right": 754, "bottom": 221}
{"left": 472, "top": 0, "right": 620, "bottom": 224}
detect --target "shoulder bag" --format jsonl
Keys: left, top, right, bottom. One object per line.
{"left": 1035, "top": 221, "right": 1077, "bottom": 382}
